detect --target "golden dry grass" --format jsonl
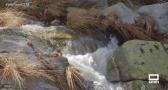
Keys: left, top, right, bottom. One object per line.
{"left": 24, "top": 0, "right": 70, "bottom": 22}
{"left": 67, "top": 7, "right": 124, "bottom": 35}
{"left": 109, "top": 19, "right": 168, "bottom": 43}
{"left": 67, "top": 8, "right": 106, "bottom": 31}
{"left": 0, "top": 9, "right": 27, "bottom": 27}
{"left": 111, "top": 21, "right": 153, "bottom": 41}
{"left": 66, "top": 65, "right": 85, "bottom": 90}
{"left": 0, "top": 54, "right": 53, "bottom": 88}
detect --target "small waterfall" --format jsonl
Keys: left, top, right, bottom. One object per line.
{"left": 64, "top": 37, "right": 120, "bottom": 90}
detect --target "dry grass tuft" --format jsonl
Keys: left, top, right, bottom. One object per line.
{"left": 111, "top": 21, "right": 153, "bottom": 41}
{"left": 67, "top": 7, "right": 123, "bottom": 35}
{"left": 0, "top": 9, "right": 27, "bottom": 27}
{"left": 24, "top": 0, "right": 70, "bottom": 22}
{"left": 67, "top": 8, "right": 106, "bottom": 31}
{"left": 109, "top": 20, "right": 167, "bottom": 43}
{"left": 0, "top": 54, "right": 53, "bottom": 88}
{"left": 66, "top": 65, "right": 85, "bottom": 90}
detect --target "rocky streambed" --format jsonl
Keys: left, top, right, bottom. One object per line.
{"left": 0, "top": 1, "right": 168, "bottom": 90}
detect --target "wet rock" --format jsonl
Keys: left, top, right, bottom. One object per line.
{"left": 63, "top": 37, "right": 103, "bottom": 55}
{"left": 0, "top": 29, "right": 29, "bottom": 53}
{"left": 49, "top": 56, "right": 69, "bottom": 74}
{"left": 101, "top": 3, "right": 137, "bottom": 24}
{"left": 138, "top": 2, "right": 168, "bottom": 33}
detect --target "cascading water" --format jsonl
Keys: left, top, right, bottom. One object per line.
{"left": 63, "top": 37, "right": 120, "bottom": 90}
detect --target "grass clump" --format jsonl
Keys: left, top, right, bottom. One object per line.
{"left": 67, "top": 8, "right": 106, "bottom": 31}
{"left": 66, "top": 65, "right": 85, "bottom": 90}
{"left": 67, "top": 7, "right": 122, "bottom": 34}
{"left": 0, "top": 53, "right": 53, "bottom": 88}
{"left": 108, "top": 18, "right": 167, "bottom": 43}
{"left": 24, "top": 0, "right": 70, "bottom": 23}
{"left": 0, "top": 9, "right": 27, "bottom": 27}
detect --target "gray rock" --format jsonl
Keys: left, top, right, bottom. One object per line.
{"left": 138, "top": 2, "right": 168, "bottom": 33}
{"left": 63, "top": 37, "right": 102, "bottom": 55}
{"left": 101, "top": 3, "right": 137, "bottom": 24}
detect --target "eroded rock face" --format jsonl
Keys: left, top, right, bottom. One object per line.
{"left": 107, "top": 40, "right": 168, "bottom": 89}
{"left": 138, "top": 2, "right": 168, "bottom": 33}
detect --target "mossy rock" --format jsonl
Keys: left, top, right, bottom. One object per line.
{"left": 107, "top": 40, "right": 168, "bottom": 82}
{"left": 31, "top": 31, "right": 75, "bottom": 40}
{"left": 30, "top": 31, "right": 77, "bottom": 49}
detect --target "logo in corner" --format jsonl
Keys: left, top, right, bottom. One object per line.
{"left": 148, "top": 74, "right": 159, "bottom": 84}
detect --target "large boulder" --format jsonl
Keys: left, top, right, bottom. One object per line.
{"left": 107, "top": 40, "right": 168, "bottom": 89}
{"left": 138, "top": 2, "right": 168, "bottom": 33}
{"left": 101, "top": 3, "right": 137, "bottom": 24}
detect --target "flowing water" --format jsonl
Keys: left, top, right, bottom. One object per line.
{"left": 63, "top": 37, "right": 121, "bottom": 90}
